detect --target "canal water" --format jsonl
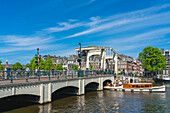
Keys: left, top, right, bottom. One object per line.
{"left": 4, "top": 87, "right": 170, "bottom": 113}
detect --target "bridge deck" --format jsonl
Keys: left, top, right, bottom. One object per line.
{"left": 0, "top": 74, "right": 107, "bottom": 85}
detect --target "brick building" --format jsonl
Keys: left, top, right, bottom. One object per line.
{"left": 118, "top": 55, "right": 143, "bottom": 75}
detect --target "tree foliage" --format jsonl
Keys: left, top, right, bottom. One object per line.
{"left": 44, "top": 55, "right": 54, "bottom": 70}
{"left": 25, "top": 63, "right": 30, "bottom": 69}
{"left": 55, "top": 63, "right": 63, "bottom": 70}
{"left": 90, "top": 62, "right": 93, "bottom": 70}
{"left": 138, "top": 46, "right": 166, "bottom": 74}
{"left": 72, "top": 64, "right": 78, "bottom": 70}
{"left": 27, "top": 56, "right": 45, "bottom": 70}
{"left": 11, "top": 62, "right": 23, "bottom": 71}
{"left": 0, "top": 60, "right": 5, "bottom": 70}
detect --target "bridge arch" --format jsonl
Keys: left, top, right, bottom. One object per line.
{"left": 52, "top": 86, "right": 79, "bottom": 101}
{"left": 0, "top": 94, "right": 40, "bottom": 112}
{"left": 85, "top": 82, "right": 99, "bottom": 93}
{"left": 103, "top": 79, "right": 113, "bottom": 87}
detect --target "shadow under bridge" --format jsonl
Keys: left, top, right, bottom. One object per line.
{"left": 52, "top": 86, "right": 79, "bottom": 101}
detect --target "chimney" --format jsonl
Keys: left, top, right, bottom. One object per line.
{"left": 54, "top": 55, "right": 56, "bottom": 58}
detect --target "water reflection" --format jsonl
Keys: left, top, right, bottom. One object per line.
{"left": 4, "top": 88, "right": 170, "bottom": 113}
{"left": 141, "top": 103, "right": 165, "bottom": 113}
{"left": 38, "top": 103, "right": 52, "bottom": 113}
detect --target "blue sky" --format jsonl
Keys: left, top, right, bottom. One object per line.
{"left": 0, "top": 0, "right": 170, "bottom": 64}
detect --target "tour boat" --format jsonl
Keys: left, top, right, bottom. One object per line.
{"left": 156, "top": 75, "right": 170, "bottom": 80}
{"left": 154, "top": 75, "right": 170, "bottom": 84}
{"left": 104, "top": 83, "right": 165, "bottom": 92}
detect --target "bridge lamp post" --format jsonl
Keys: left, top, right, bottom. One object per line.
{"left": 78, "top": 43, "right": 83, "bottom": 77}
{"left": 78, "top": 43, "right": 81, "bottom": 70}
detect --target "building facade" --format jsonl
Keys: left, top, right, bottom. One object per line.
{"left": 118, "top": 55, "right": 143, "bottom": 75}
{"left": 42, "top": 55, "right": 79, "bottom": 70}
{"left": 160, "top": 49, "right": 170, "bottom": 75}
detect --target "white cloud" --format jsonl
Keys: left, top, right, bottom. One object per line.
{"left": 0, "top": 35, "right": 53, "bottom": 47}
{"left": 88, "top": 16, "right": 101, "bottom": 26}
{"left": 90, "top": 16, "right": 100, "bottom": 21}
{"left": 68, "top": 19, "right": 78, "bottom": 22}
{"left": 99, "top": 27, "right": 170, "bottom": 55}
{"left": 0, "top": 35, "right": 57, "bottom": 54}
{"left": 59, "top": 4, "right": 170, "bottom": 39}
{"left": 111, "top": 27, "right": 170, "bottom": 43}
{"left": 0, "top": 43, "right": 63, "bottom": 54}
{"left": 1, "top": 3, "right": 170, "bottom": 58}
{"left": 62, "top": 16, "right": 156, "bottom": 39}
{"left": 42, "top": 4, "right": 170, "bottom": 36}
{"left": 88, "top": 27, "right": 170, "bottom": 56}
{"left": 44, "top": 22, "right": 83, "bottom": 33}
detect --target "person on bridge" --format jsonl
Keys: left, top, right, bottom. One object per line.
{"left": 6, "top": 66, "right": 11, "bottom": 79}
{"left": 17, "top": 68, "right": 21, "bottom": 78}
{"left": 4, "top": 67, "right": 7, "bottom": 79}
{"left": 26, "top": 66, "right": 30, "bottom": 77}
{"left": 51, "top": 67, "right": 55, "bottom": 76}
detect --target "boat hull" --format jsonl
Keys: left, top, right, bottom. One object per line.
{"left": 104, "top": 85, "right": 166, "bottom": 92}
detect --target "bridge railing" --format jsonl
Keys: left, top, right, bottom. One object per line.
{"left": 0, "top": 70, "right": 114, "bottom": 84}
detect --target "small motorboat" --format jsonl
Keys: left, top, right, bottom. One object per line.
{"left": 104, "top": 84, "right": 123, "bottom": 91}
{"left": 104, "top": 83, "right": 165, "bottom": 92}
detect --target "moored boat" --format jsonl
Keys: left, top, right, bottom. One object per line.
{"left": 104, "top": 84, "right": 123, "bottom": 91}
{"left": 104, "top": 83, "right": 165, "bottom": 92}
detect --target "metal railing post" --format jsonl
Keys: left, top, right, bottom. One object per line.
{"left": 38, "top": 71, "right": 40, "bottom": 81}
{"left": 48, "top": 70, "right": 51, "bottom": 80}
{"left": 65, "top": 71, "right": 67, "bottom": 79}
{"left": 26, "top": 71, "right": 28, "bottom": 83}
{"left": 58, "top": 71, "right": 59, "bottom": 80}
{"left": 10, "top": 71, "right": 13, "bottom": 83}
{"left": 72, "top": 71, "right": 73, "bottom": 78}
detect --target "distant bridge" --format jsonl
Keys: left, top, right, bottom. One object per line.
{"left": 75, "top": 46, "right": 120, "bottom": 74}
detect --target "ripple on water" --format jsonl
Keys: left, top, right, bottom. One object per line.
{"left": 4, "top": 88, "right": 170, "bottom": 113}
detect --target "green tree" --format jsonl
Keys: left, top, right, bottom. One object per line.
{"left": 0, "top": 66, "right": 5, "bottom": 70}
{"left": 11, "top": 62, "right": 23, "bottom": 71}
{"left": 90, "top": 62, "right": 93, "bottom": 70}
{"left": 25, "top": 63, "right": 30, "bottom": 69}
{"left": 44, "top": 55, "right": 54, "bottom": 70}
{"left": 138, "top": 46, "right": 166, "bottom": 76}
{"left": 55, "top": 63, "right": 63, "bottom": 70}
{"left": 0, "top": 60, "right": 4, "bottom": 70}
{"left": 28, "top": 56, "right": 45, "bottom": 70}
{"left": 72, "top": 64, "right": 78, "bottom": 70}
